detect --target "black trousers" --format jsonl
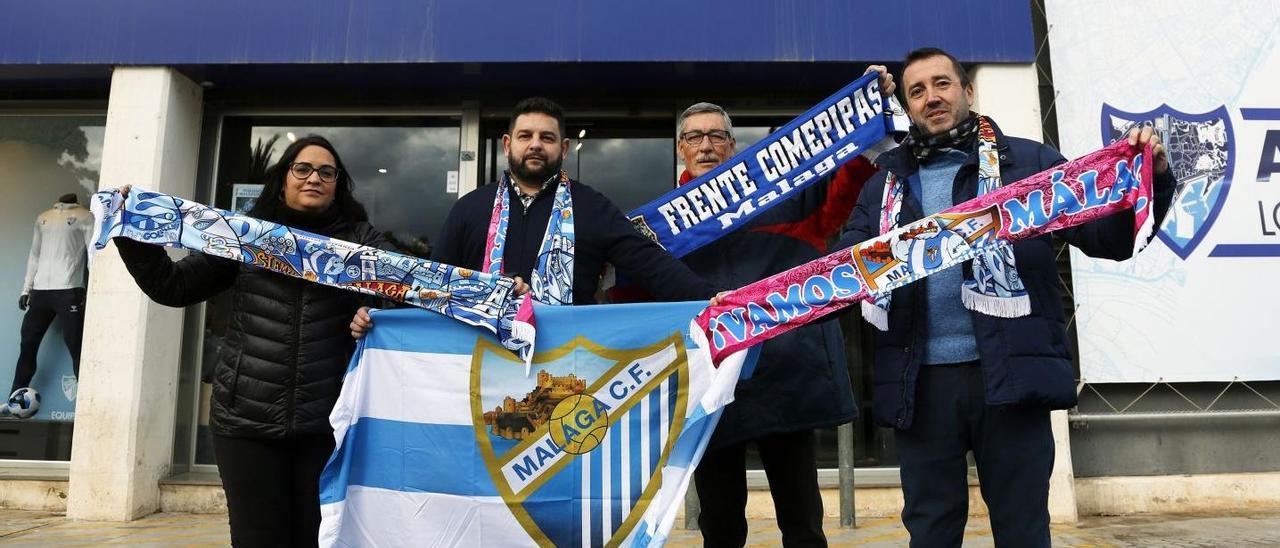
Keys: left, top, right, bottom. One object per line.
{"left": 895, "top": 363, "right": 1054, "bottom": 548}
{"left": 11, "top": 288, "right": 85, "bottom": 394}
{"left": 694, "top": 429, "right": 826, "bottom": 547}
{"left": 212, "top": 434, "right": 336, "bottom": 548}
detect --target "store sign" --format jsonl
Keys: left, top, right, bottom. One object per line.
{"left": 1047, "top": 0, "right": 1280, "bottom": 382}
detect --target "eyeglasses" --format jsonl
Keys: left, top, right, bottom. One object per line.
{"left": 289, "top": 162, "right": 340, "bottom": 183}
{"left": 680, "top": 130, "right": 732, "bottom": 146}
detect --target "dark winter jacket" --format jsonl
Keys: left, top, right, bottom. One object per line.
{"left": 838, "top": 118, "right": 1175, "bottom": 430}
{"left": 433, "top": 177, "right": 716, "bottom": 304}
{"left": 680, "top": 158, "right": 876, "bottom": 449}
{"left": 116, "top": 208, "right": 387, "bottom": 438}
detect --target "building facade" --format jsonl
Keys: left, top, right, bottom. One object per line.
{"left": 2, "top": 0, "right": 1274, "bottom": 524}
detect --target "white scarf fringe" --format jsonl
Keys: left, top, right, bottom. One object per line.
{"left": 861, "top": 300, "right": 890, "bottom": 331}
{"left": 960, "top": 286, "right": 1032, "bottom": 318}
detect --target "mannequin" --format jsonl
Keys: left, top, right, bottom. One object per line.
{"left": 9, "top": 193, "right": 93, "bottom": 403}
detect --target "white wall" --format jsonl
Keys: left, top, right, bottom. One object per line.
{"left": 969, "top": 64, "right": 1044, "bottom": 141}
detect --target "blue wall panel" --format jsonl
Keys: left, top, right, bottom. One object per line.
{"left": 1, "top": 1, "right": 1033, "bottom": 65}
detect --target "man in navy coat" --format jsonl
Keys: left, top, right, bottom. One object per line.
{"left": 838, "top": 48, "right": 1174, "bottom": 547}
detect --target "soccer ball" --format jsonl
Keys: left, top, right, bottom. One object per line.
{"left": 6, "top": 388, "right": 40, "bottom": 419}
{"left": 548, "top": 394, "right": 609, "bottom": 455}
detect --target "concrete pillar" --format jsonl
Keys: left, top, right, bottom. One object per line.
{"left": 1048, "top": 409, "right": 1080, "bottom": 523}
{"left": 971, "top": 63, "right": 1080, "bottom": 524}
{"left": 67, "top": 67, "right": 203, "bottom": 521}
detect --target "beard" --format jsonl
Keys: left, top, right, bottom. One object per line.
{"left": 508, "top": 151, "right": 563, "bottom": 184}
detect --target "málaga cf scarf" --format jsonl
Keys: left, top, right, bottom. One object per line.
{"left": 90, "top": 189, "right": 538, "bottom": 363}
{"left": 861, "top": 115, "right": 1029, "bottom": 330}
{"left": 483, "top": 170, "right": 575, "bottom": 306}
{"left": 698, "top": 139, "right": 1156, "bottom": 362}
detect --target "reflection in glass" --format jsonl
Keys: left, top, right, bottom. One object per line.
{"left": 189, "top": 118, "right": 462, "bottom": 465}
{"left": 0, "top": 115, "right": 105, "bottom": 461}
{"left": 488, "top": 135, "right": 675, "bottom": 214}
{"left": 247, "top": 125, "right": 461, "bottom": 258}
{"left": 577, "top": 137, "right": 674, "bottom": 213}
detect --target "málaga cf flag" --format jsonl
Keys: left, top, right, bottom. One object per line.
{"left": 318, "top": 301, "right": 756, "bottom": 547}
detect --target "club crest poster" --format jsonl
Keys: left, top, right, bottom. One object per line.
{"left": 1047, "top": 0, "right": 1280, "bottom": 382}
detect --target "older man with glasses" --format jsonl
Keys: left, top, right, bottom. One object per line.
{"left": 672, "top": 85, "right": 890, "bottom": 546}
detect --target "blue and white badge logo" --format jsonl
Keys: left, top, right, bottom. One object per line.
{"left": 61, "top": 374, "right": 77, "bottom": 401}
{"left": 471, "top": 334, "right": 688, "bottom": 546}
{"left": 1101, "top": 105, "right": 1234, "bottom": 259}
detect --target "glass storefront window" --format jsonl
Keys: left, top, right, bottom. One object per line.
{"left": 484, "top": 115, "right": 899, "bottom": 470}
{"left": 0, "top": 114, "right": 105, "bottom": 461}
{"left": 175, "top": 110, "right": 896, "bottom": 474}
{"left": 183, "top": 116, "right": 461, "bottom": 465}
{"left": 483, "top": 120, "right": 676, "bottom": 212}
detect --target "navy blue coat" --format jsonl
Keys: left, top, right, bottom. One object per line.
{"left": 434, "top": 177, "right": 716, "bottom": 305}
{"left": 682, "top": 160, "right": 870, "bottom": 449}
{"left": 838, "top": 119, "right": 1174, "bottom": 430}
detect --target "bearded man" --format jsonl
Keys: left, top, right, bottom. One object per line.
{"left": 429, "top": 97, "right": 715, "bottom": 307}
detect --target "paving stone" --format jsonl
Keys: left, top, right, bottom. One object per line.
{"left": 2, "top": 509, "right": 1279, "bottom": 546}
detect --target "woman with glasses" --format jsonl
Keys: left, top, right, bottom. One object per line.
{"left": 113, "top": 135, "right": 386, "bottom": 547}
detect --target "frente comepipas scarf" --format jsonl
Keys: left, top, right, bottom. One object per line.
{"left": 627, "top": 71, "right": 904, "bottom": 258}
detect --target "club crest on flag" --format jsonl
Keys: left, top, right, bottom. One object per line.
{"left": 1101, "top": 104, "right": 1234, "bottom": 259}
{"left": 471, "top": 333, "right": 689, "bottom": 547}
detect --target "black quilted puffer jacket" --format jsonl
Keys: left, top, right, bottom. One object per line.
{"left": 115, "top": 209, "right": 386, "bottom": 438}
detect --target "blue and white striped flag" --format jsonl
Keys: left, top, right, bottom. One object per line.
{"left": 318, "top": 301, "right": 756, "bottom": 547}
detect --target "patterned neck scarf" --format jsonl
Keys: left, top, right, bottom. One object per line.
{"left": 862, "top": 115, "right": 1029, "bottom": 330}
{"left": 484, "top": 170, "right": 575, "bottom": 306}
{"left": 904, "top": 113, "right": 980, "bottom": 161}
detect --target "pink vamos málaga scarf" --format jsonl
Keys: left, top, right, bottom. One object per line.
{"left": 698, "top": 140, "right": 1155, "bottom": 363}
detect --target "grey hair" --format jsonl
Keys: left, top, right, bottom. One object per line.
{"left": 677, "top": 102, "right": 734, "bottom": 137}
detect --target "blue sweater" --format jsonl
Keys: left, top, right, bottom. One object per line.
{"left": 837, "top": 117, "right": 1176, "bottom": 429}
{"left": 914, "top": 150, "right": 979, "bottom": 364}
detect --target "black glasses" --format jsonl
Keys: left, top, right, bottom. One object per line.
{"left": 680, "top": 130, "right": 732, "bottom": 146}
{"left": 289, "top": 162, "right": 340, "bottom": 183}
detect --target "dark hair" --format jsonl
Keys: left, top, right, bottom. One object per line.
{"left": 248, "top": 134, "right": 368, "bottom": 222}
{"left": 902, "top": 47, "right": 971, "bottom": 88}
{"left": 508, "top": 97, "right": 567, "bottom": 138}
